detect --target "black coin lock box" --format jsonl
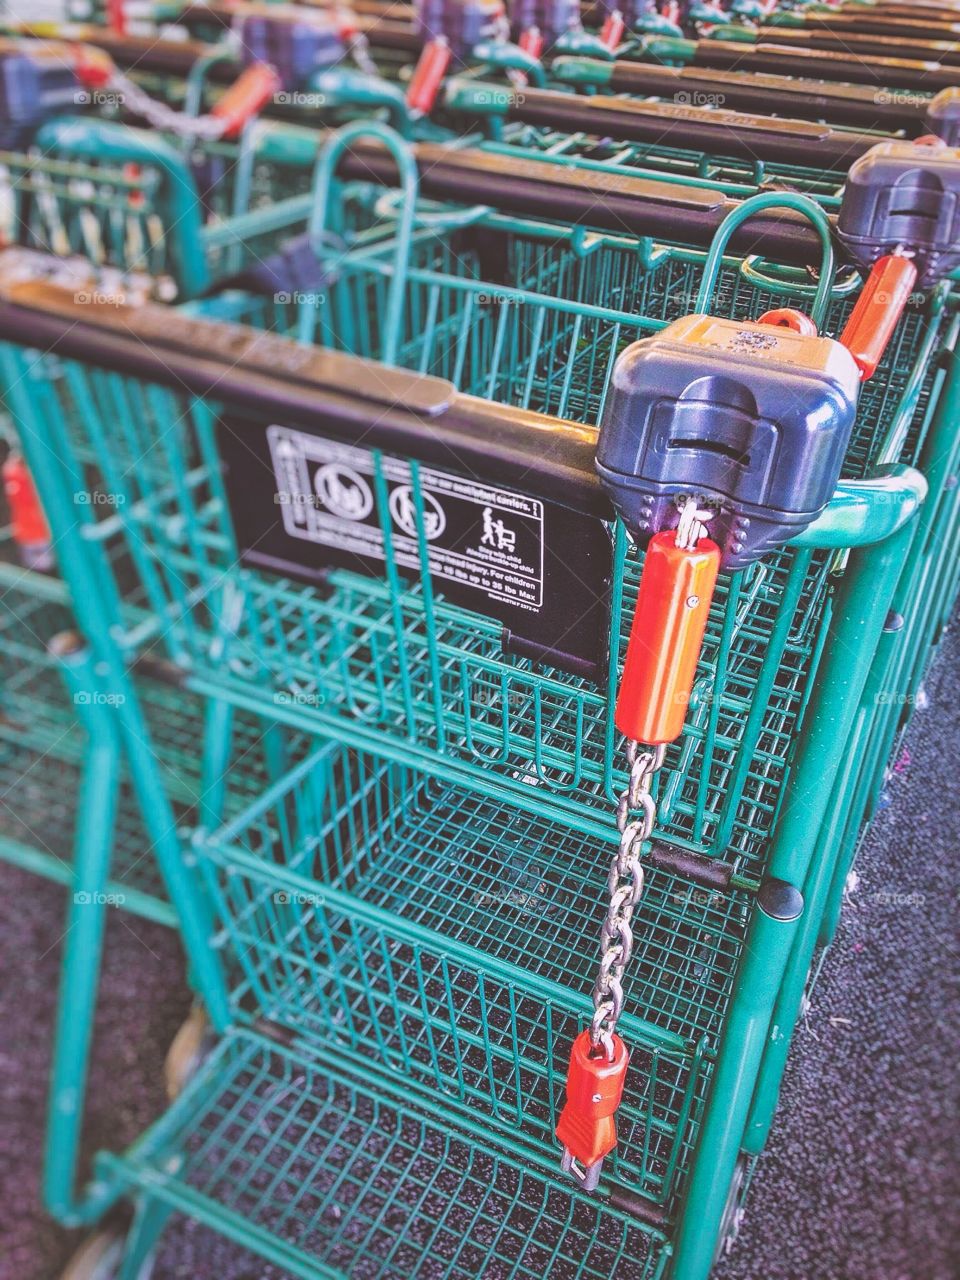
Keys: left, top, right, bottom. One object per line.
{"left": 416, "top": 0, "right": 508, "bottom": 60}
{"left": 596, "top": 314, "right": 861, "bottom": 569}
{"left": 0, "top": 41, "right": 81, "bottom": 151}
{"left": 838, "top": 139, "right": 960, "bottom": 287}
{"left": 510, "top": 0, "right": 581, "bottom": 46}
{"left": 237, "top": 6, "right": 347, "bottom": 91}
{"left": 926, "top": 89, "right": 960, "bottom": 148}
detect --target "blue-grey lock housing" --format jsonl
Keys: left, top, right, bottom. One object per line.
{"left": 510, "top": 0, "right": 581, "bottom": 46}
{"left": 925, "top": 89, "right": 960, "bottom": 149}
{"left": 416, "top": 0, "right": 508, "bottom": 61}
{"left": 237, "top": 9, "right": 348, "bottom": 92}
{"left": 596, "top": 315, "right": 861, "bottom": 570}
{"left": 837, "top": 140, "right": 960, "bottom": 289}
{"left": 0, "top": 41, "right": 82, "bottom": 152}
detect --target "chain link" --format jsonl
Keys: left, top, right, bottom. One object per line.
{"left": 108, "top": 71, "right": 231, "bottom": 142}
{"left": 589, "top": 498, "right": 714, "bottom": 1059}
{"left": 347, "top": 31, "right": 380, "bottom": 77}
{"left": 590, "top": 739, "right": 665, "bottom": 1057}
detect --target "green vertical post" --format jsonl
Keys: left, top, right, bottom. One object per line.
{"left": 4, "top": 349, "right": 231, "bottom": 1029}
{"left": 43, "top": 634, "right": 124, "bottom": 1225}
{"left": 671, "top": 510, "right": 919, "bottom": 1278}
{"left": 741, "top": 517, "right": 918, "bottom": 1160}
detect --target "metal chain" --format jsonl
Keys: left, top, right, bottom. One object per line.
{"left": 347, "top": 31, "right": 380, "bottom": 77}
{"left": 590, "top": 740, "right": 665, "bottom": 1057}
{"left": 108, "top": 71, "right": 231, "bottom": 142}
{"left": 589, "top": 497, "right": 713, "bottom": 1059}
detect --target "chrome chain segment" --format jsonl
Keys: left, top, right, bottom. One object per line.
{"left": 590, "top": 740, "right": 666, "bottom": 1057}
{"left": 107, "top": 71, "right": 231, "bottom": 142}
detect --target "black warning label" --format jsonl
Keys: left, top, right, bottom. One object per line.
{"left": 268, "top": 427, "right": 546, "bottom": 611}
{"left": 219, "top": 415, "right": 612, "bottom": 680}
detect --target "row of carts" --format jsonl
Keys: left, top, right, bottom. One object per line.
{"left": 0, "top": 0, "right": 958, "bottom": 1276}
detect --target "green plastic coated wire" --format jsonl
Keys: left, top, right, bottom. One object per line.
{"left": 695, "top": 191, "right": 836, "bottom": 330}
{"left": 309, "top": 122, "right": 419, "bottom": 366}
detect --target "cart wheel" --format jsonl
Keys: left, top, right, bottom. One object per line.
{"left": 164, "top": 1004, "right": 212, "bottom": 1101}
{"left": 60, "top": 1229, "right": 124, "bottom": 1280}
{"left": 715, "top": 1154, "right": 749, "bottom": 1263}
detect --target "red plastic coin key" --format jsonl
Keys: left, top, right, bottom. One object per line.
{"left": 600, "top": 10, "right": 626, "bottom": 51}
{"left": 406, "top": 38, "right": 453, "bottom": 116}
{"left": 106, "top": 0, "right": 127, "bottom": 35}
{"left": 210, "top": 64, "right": 283, "bottom": 139}
{"left": 518, "top": 26, "right": 545, "bottom": 59}
{"left": 3, "top": 453, "right": 53, "bottom": 571}
{"left": 556, "top": 1030, "right": 630, "bottom": 1191}
{"left": 663, "top": 1, "right": 680, "bottom": 26}
{"left": 615, "top": 530, "right": 722, "bottom": 747}
{"left": 839, "top": 254, "right": 918, "bottom": 383}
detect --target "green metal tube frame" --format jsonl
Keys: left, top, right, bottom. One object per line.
{"left": 669, "top": 502, "right": 922, "bottom": 1280}
{"left": 42, "top": 635, "right": 125, "bottom": 1226}
{"left": 34, "top": 117, "right": 212, "bottom": 298}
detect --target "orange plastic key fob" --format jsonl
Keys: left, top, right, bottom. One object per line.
{"left": 211, "top": 64, "right": 283, "bottom": 139}
{"left": 839, "top": 255, "right": 918, "bottom": 382}
{"left": 406, "top": 39, "right": 453, "bottom": 115}
{"left": 557, "top": 1030, "right": 629, "bottom": 1189}
{"left": 3, "top": 454, "right": 51, "bottom": 548}
{"left": 518, "top": 27, "right": 545, "bottom": 59}
{"left": 615, "top": 531, "right": 721, "bottom": 746}
{"left": 601, "top": 11, "right": 626, "bottom": 50}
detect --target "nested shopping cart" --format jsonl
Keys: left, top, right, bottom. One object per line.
{"left": 0, "top": 68, "right": 321, "bottom": 903}
{"left": 0, "top": 120, "right": 952, "bottom": 1278}
{"left": 0, "top": 438, "right": 309, "bottom": 918}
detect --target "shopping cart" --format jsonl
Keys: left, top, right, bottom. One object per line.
{"left": 0, "top": 119, "right": 946, "bottom": 1276}
{"left": 0, "top": 466, "right": 306, "bottom": 919}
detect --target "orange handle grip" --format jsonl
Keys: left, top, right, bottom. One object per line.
{"left": 615, "top": 531, "right": 721, "bottom": 747}
{"left": 211, "top": 64, "right": 282, "bottom": 139}
{"left": 556, "top": 1030, "right": 629, "bottom": 1170}
{"left": 518, "top": 27, "right": 545, "bottom": 59}
{"left": 3, "top": 454, "right": 51, "bottom": 549}
{"left": 839, "top": 255, "right": 918, "bottom": 382}
{"left": 600, "top": 11, "right": 626, "bottom": 50}
{"left": 406, "top": 39, "right": 453, "bottom": 116}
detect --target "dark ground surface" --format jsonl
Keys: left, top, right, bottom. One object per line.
{"left": 1, "top": 634, "right": 958, "bottom": 1280}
